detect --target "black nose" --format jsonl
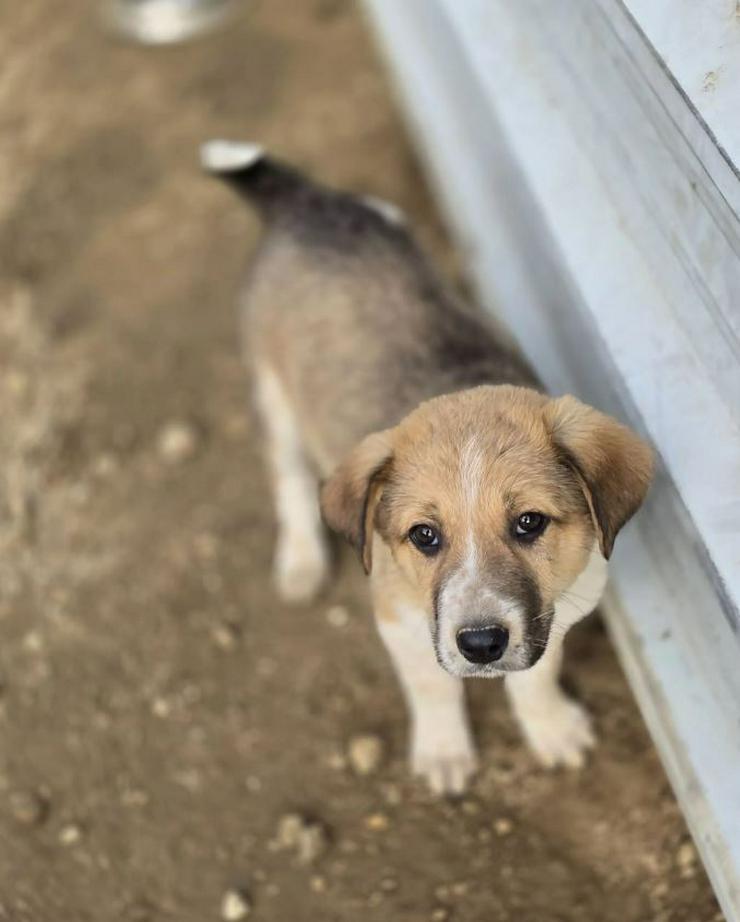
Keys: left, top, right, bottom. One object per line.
{"left": 456, "top": 625, "right": 509, "bottom": 664}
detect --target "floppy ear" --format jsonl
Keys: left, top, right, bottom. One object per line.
{"left": 320, "top": 429, "right": 394, "bottom": 574}
{"left": 545, "top": 395, "right": 654, "bottom": 559}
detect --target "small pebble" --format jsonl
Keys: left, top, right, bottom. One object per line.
{"left": 380, "top": 877, "right": 398, "bottom": 893}
{"left": 9, "top": 790, "right": 48, "bottom": 826}
{"left": 59, "top": 823, "right": 82, "bottom": 846}
{"left": 310, "top": 875, "right": 327, "bottom": 893}
{"left": 276, "top": 813, "right": 329, "bottom": 864}
{"left": 493, "top": 817, "right": 513, "bottom": 836}
{"left": 297, "top": 822, "right": 330, "bottom": 865}
{"left": 151, "top": 697, "right": 171, "bottom": 718}
{"left": 367, "top": 891, "right": 384, "bottom": 907}
{"left": 365, "top": 812, "right": 389, "bottom": 832}
{"left": 221, "top": 888, "right": 251, "bottom": 921}
{"left": 326, "top": 605, "right": 349, "bottom": 628}
{"left": 245, "top": 776, "right": 262, "bottom": 793}
{"left": 23, "top": 631, "right": 43, "bottom": 653}
{"left": 173, "top": 768, "right": 201, "bottom": 792}
{"left": 431, "top": 909, "right": 450, "bottom": 921}
{"left": 652, "top": 880, "right": 670, "bottom": 899}
{"left": 212, "top": 623, "right": 239, "bottom": 651}
{"left": 348, "top": 734, "right": 384, "bottom": 776}
{"left": 157, "top": 420, "right": 198, "bottom": 465}
{"left": 676, "top": 840, "right": 698, "bottom": 878}
{"left": 326, "top": 751, "right": 348, "bottom": 771}
{"left": 676, "top": 840, "right": 696, "bottom": 867}
{"left": 277, "top": 813, "right": 305, "bottom": 849}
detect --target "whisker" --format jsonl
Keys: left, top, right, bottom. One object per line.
{"left": 560, "top": 587, "right": 598, "bottom": 606}
{"left": 559, "top": 593, "right": 590, "bottom": 619}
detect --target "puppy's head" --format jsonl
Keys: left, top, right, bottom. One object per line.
{"left": 321, "top": 386, "right": 653, "bottom": 677}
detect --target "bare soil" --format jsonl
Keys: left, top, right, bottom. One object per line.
{"left": 0, "top": 1, "right": 722, "bottom": 920}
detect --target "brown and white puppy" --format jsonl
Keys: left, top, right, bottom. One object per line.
{"left": 202, "top": 140, "right": 654, "bottom": 795}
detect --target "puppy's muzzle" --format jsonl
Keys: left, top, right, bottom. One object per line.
{"left": 455, "top": 624, "right": 509, "bottom": 664}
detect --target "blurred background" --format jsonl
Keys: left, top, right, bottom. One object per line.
{"left": 0, "top": 1, "right": 727, "bottom": 920}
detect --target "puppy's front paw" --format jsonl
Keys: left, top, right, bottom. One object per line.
{"left": 412, "top": 729, "right": 479, "bottom": 796}
{"left": 518, "top": 694, "right": 595, "bottom": 769}
{"left": 274, "top": 532, "right": 329, "bottom": 604}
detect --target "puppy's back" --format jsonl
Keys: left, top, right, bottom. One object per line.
{"left": 202, "top": 141, "right": 533, "bottom": 471}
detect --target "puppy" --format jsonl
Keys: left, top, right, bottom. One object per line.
{"left": 202, "top": 140, "right": 654, "bottom": 795}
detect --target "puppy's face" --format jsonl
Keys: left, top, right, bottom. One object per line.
{"left": 322, "top": 386, "right": 653, "bottom": 677}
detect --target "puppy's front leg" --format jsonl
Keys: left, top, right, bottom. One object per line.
{"left": 374, "top": 604, "right": 478, "bottom": 796}
{"left": 507, "top": 547, "right": 606, "bottom": 768}
{"left": 505, "top": 634, "right": 595, "bottom": 769}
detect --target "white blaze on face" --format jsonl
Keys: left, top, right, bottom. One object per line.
{"left": 460, "top": 436, "right": 485, "bottom": 517}
{"left": 457, "top": 436, "right": 485, "bottom": 598}
{"left": 435, "top": 437, "right": 525, "bottom": 674}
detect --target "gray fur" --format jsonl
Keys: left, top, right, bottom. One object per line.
{"left": 206, "top": 143, "right": 535, "bottom": 474}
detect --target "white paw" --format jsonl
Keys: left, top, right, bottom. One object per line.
{"left": 412, "top": 731, "right": 479, "bottom": 796}
{"left": 274, "top": 532, "right": 329, "bottom": 604}
{"left": 518, "top": 695, "right": 595, "bottom": 769}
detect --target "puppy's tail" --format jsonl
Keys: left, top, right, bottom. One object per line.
{"left": 200, "top": 139, "right": 308, "bottom": 218}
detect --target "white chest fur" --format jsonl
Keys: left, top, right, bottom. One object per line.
{"left": 554, "top": 544, "right": 608, "bottom": 632}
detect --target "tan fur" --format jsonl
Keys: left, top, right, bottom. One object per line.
{"left": 320, "top": 428, "right": 393, "bottom": 573}
{"left": 545, "top": 396, "right": 655, "bottom": 558}
{"left": 370, "top": 535, "right": 426, "bottom": 624}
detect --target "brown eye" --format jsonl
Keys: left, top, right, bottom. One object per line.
{"left": 409, "top": 524, "right": 441, "bottom": 555}
{"left": 513, "top": 512, "right": 548, "bottom": 542}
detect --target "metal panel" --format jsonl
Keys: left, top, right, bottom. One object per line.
{"left": 363, "top": 0, "right": 740, "bottom": 916}
{"left": 622, "top": 0, "right": 740, "bottom": 173}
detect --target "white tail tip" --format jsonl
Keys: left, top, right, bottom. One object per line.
{"left": 200, "top": 140, "right": 264, "bottom": 173}
{"left": 360, "top": 195, "right": 407, "bottom": 227}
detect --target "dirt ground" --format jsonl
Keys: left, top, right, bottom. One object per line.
{"left": 0, "top": 1, "right": 723, "bottom": 920}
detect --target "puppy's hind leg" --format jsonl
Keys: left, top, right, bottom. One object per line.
{"left": 254, "top": 362, "right": 329, "bottom": 604}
